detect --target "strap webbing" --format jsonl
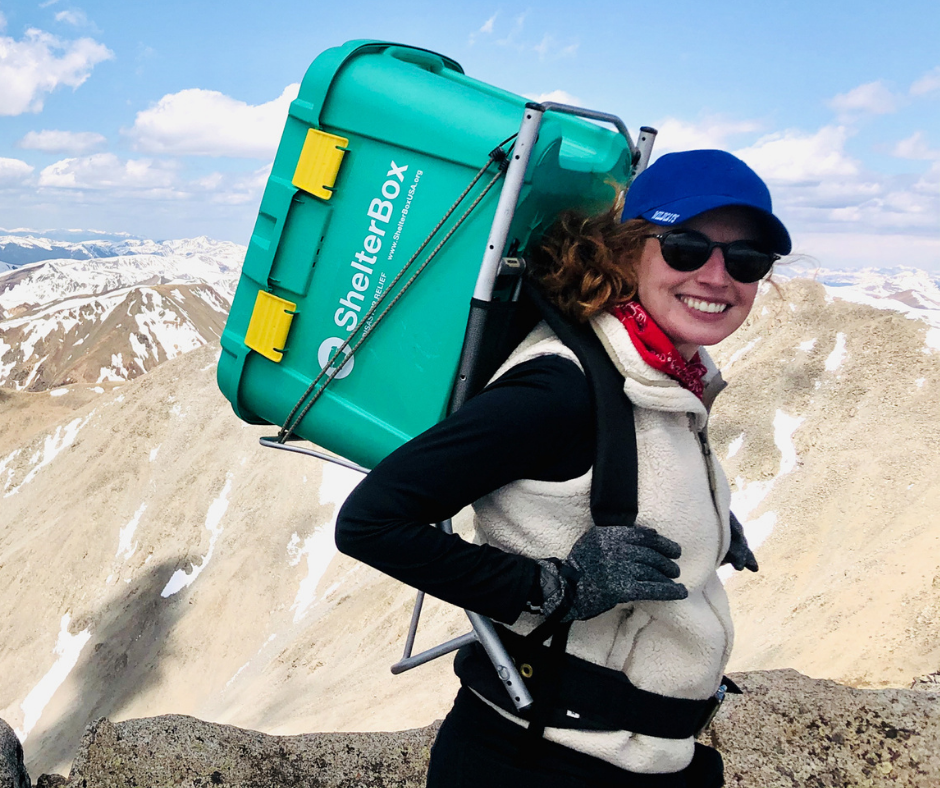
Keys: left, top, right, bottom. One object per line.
{"left": 523, "top": 282, "right": 638, "bottom": 528}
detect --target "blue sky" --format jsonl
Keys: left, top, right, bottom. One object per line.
{"left": 0, "top": 0, "right": 938, "bottom": 269}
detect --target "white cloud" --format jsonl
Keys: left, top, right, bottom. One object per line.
{"left": 0, "top": 28, "right": 113, "bottom": 116}
{"left": 497, "top": 12, "right": 528, "bottom": 46}
{"left": 728, "top": 124, "right": 938, "bottom": 238}
{"left": 187, "top": 165, "right": 270, "bottom": 205}
{"left": 892, "top": 131, "right": 940, "bottom": 161}
{"left": 0, "top": 158, "right": 35, "bottom": 185}
{"left": 525, "top": 89, "right": 582, "bottom": 106}
{"left": 469, "top": 13, "right": 498, "bottom": 45}
{"left": 38, "top": 153, "right": 180, "bottom": 193}
{"left": 207, "top": 166, "right": 271, "bottom": 205}
{"left": 127, "top": 84, "right": 300, "bottom": 158}
{"left": 651, "top": 116, "right": 764, "bottom": 157}
{"left": 19, "top": 129, "right": 106, "bottom": 153}
{"left": 910, "top": 66, "right": 940, "bottom": 97}
{"left": 827, "top": 80, "right": 900, "bottom": 119}
{"left": 795, "top": 231, "right": 940, "bottom": 270}
{"left": 55, "top": 9, "right": 88, "bottom": 27}
{"left": 733, "top": 126, "right": 860, "bottom": 183}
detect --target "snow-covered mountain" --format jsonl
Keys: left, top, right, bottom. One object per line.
{"left": 0, "top": 236, "right": 243, "bottom": 390}
{"left": 0, "top": 233, "right": 243, "bottom": 269}
{"left": 778, "top": 264, "right": 940, "bottom": 336}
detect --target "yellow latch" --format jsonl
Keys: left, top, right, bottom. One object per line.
{"left": 245, "top": 291, "right": 297, "bottom": 363}
{"left": 292, "top": 128, "right": 349, "bottom": 200}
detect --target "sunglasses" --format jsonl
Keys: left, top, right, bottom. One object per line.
{"left": 645, "top": 230, "right": 778, "bottom": 284}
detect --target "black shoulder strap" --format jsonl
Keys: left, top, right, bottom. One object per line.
{"left": 523, "top": 282, "right": 638, "bottom": 528}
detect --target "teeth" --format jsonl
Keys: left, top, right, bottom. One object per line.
{"left": 681, "top": 296, "right": 729, "bottom": 314}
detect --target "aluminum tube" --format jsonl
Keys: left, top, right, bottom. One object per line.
{"left": 471, "top": 105, "right": 544, "bottom": 302}
{"left": 259, "top": 437, "right": 369, "bottom": 474}
{"left": 390, "top": 632, "right": 478, "bottom": 674}
{"left": 539, "top": 101, "right": 637, "bottom": 159}
{"left": 401, "top": 590, "right": 426, "bottom": 659}
{"left": 634, "top": 126, "right": 658, "bottom": 174}
{"left": 466, "top": 611, "right": 534, "bottom": 710}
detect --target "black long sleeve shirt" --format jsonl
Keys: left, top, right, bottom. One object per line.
{"left": 335, "top": 355, "right": 594, "bottom": 624}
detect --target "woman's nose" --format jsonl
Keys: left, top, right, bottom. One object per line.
{"left": 696, "top": 248, "right": 731, "bottom": 284}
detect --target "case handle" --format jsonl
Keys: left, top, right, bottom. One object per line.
{"left": 385, "top": 45, "right": 447, "bottom": 73}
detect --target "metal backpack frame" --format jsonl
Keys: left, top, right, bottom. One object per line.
{"left": 264, "top": 100, "right": 657, "bottom": 711}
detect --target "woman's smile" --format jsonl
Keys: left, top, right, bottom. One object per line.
{"left": 678, "top": 295, "right": 731, "bottom": 315}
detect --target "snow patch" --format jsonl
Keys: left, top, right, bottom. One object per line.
{"left": 915, "top": 378, "right": 926, "bottom": 388}
{"left": 225, "top": 661, "right": 251, "bottom": 688}
{"left": 725, "top": 337, "right": 761, "bottom": 370}
{"left": 774, "top": 411, "right": 805, "bottom": 476}
{"left": 289, "top": 464, "right": 364, "bottom": 622}
{"left": 49, "top": 388, "right": 69, "bottom": 397}
{"left": 824, "top": 333, "right": 847, "bottom": 373}
{"left": 0, "top": 448, "right": 22, "bottom": 493}
{"left": 160, "top": 475, "right": 233, "bottom": 598}
{"left": 726, "top": 433, "right": 744, "bottom": 460}
{"left": 5, "top": 415, "right": 91, "bottom": 497}
{"left": 14, "top": 613, "right": 92, "bottom": 742}
{"left": 116, "top": 503, "right": 147, "bottom": 561}
{"left": 728, "top": 410, "right": 804, "bottom": 570}
{"left": 925, "top": 327, "right": 940, "bottom": 353}
{"left": 797, "top": 339, "right": 816, "bottom": 352}
{"left": 150, "top": 445, "right": 160, "bottom": 462}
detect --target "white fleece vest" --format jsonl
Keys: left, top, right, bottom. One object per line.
{"left": 471, "top": 312, "right": 735, "bottom": 774}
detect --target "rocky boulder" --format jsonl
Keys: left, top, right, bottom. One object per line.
{"left": 63, "top": 670, "right": 938, "bottom": 787}
{"left": 66, "top": 715, "right": 438, "bottom": 788}
{"left": 712, "top": 670, "right": 939, "bottom": 786}
{"left": 0, "top": 719, "right": 29, "bottom": 788}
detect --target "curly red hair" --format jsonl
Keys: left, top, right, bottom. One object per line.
{"left": 527, "top": 208, "right": 655, "bottom": 324}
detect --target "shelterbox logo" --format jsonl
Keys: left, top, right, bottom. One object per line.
{"left": 318, "top": 160, "right": 410, "bottom": 380}
{"left": 332, "top": 161, "right": 409, "bottom": 335}
{"left": 317, "top": 337, "right": 354, "bottom": 379}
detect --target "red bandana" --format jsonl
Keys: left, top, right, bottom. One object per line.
{"left": 609, "top": 301, "right": 708, "bottom": 399}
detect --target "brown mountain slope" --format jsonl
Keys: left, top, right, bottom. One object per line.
{"left": 0, "top": 343, "right": 463, "bottom": 776}
{"left": 710, "top": 278, "right": 940, "bottom": 687}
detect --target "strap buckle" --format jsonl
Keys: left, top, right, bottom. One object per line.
{"left": 696, "top": 684, "right": 728, "bottom": 735}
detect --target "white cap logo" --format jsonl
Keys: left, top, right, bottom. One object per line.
{"left": 317, "top": 337, "right": 355, "bottom": 379}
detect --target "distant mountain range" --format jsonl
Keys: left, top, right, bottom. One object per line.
{"left": 0, "top": 235, "right": 243, "bottom": 390}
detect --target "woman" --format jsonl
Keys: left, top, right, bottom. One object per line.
{"left": 335, "top": 149, "right": 790, "bottom": 787}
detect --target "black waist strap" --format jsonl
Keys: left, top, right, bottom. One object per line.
{"left": 454, "top": 626, "right": 740, "bottom": 739}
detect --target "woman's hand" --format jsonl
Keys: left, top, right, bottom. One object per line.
{"left": 722, "top": 512, "right": 759, "bottom": 572}
{"left": 538, "top": 525, "right": 688, "bottom": 623}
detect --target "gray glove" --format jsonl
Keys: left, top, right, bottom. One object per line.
{"left": 537, "top": 525, "right": 688, "bottom": 623}
{"left": 723, "top": 512, "right": 758, "bottom": 572}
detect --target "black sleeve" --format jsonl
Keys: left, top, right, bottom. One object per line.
{"left": 335, "top": 354, "right": 593, "bottom": 624}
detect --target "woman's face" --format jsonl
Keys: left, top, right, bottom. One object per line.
{"left": 634, "top": 206, "right": 763, "bottom": 359}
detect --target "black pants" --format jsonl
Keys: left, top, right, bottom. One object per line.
{"left": 426, "top": 689, "right": 724, "bottom": 788}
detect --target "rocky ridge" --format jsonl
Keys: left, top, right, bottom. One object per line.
{"left": 4, "top": 669, "right": 939, "bottom": 787}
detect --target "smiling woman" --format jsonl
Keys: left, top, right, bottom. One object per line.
{"left": 335, "top": 149, "right": 788, "bottom": 788}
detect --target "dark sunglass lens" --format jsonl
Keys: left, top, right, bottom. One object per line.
{"left": 724, "top": 243, "right": 775, "bottom": 283}
{"left": 660, "top": 232, "right": 710, "bottom": 271}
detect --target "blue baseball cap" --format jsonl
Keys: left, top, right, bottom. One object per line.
{"left": 622, "top": 149, "right": 791, "bottom": 255}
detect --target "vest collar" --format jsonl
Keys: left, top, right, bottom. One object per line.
{"left": 590, "top": 312, "right": 725, "bottom": 430}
